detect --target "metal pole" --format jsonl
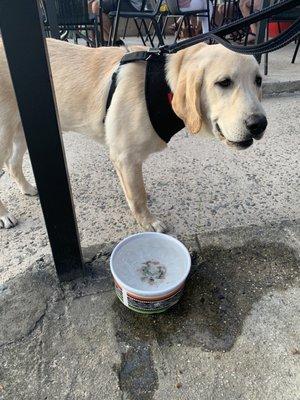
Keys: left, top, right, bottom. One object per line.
{"left": 255, "top": 0, "right": 271, "bottom": 63}
{"left": 111, "top": 0, "right": 121, "bottom": 45}
{"left": 98, "top": 0, "right": 104, "bottom": 45}
{"left": 0, "top": 0, "right": 84, "bottom": 281}
{"left": 44, "top": 0, "right": 60, "bottom": 39}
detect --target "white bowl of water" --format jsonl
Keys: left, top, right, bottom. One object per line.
{"left": 110, "top": 232, "right": 191, "bottom": 313}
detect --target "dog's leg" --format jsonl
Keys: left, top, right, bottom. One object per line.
{"left": 112, "top": 158, "right": 166, "bottom": 232}
{"left": 5, "top": 132, "right": 38, "bottom": 196}
{"left": 0, "top": 196, "right": 16, "bottom": 229}
{"left": 0, "top": 127, "right": 18, "bottom": 229}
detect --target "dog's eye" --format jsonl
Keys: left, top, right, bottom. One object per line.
{"left": 255, "top": 76, "right": 262, "bottom": 87}
{"left": 216, "top": 78, "right": 232, "bottom": 88}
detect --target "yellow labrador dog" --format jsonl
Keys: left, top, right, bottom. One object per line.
{"left": 0, "top": 39, "right": 267, "bottom": 230}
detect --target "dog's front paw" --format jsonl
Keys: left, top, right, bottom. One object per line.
{"left": 141, "top": 219, "right": 167, "bottom": 233}
{"left": 0, "top": 213, "right": 18, "bottom": 229}
{"left": 21, "top": 184, "right": 38, "bottom": 196}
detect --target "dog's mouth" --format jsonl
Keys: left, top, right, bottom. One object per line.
{"left": 215, "top": 123, "right": 253, "bottom": 150}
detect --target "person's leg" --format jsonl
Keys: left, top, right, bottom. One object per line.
{"left": 213, "top": 3, "right": 225, "bottom": 27}
{"left": 101, "top": 0, "right": 140, "bottom": 42}
{"left": 101, "top": 0, "right": 117, "bottom": 13}
{"left": 179, "top": 0, "right": 212, "bottom": 33}
{"left": 239, "top": 0, "right": 250, "bottom": 18}
{"left": 197, "top": 0, "right": 212, "bottom": 33}
{"left": 251, "top": 0, "right": 262, "bottom": 35}
{"left": 101, "top": 12, "right": 113, "bottom": 40}
{"left": 240, "top": 0, "right": 261, "bottom": 37}
{"left": 180, "top": 0, "right": 206, "bottom": 11}
{"left": 90, "top": 0, "right": 111, "bottom": 41}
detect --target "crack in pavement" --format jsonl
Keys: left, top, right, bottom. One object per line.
{"left": 0, "top": 302, "right": 48, "bottom": 350}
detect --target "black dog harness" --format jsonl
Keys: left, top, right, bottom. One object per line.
{"left": 105, "top": 51, "right": 184, "bottom": 143}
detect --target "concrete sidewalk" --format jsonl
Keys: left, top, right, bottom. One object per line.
{"left": 260, "top": 43, "right": 300, "bottom": 94}
{"left": 0, "top": 222, "right": 299, "bottom": 400}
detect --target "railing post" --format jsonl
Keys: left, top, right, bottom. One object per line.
{"left": 110, "top": 0, "right": 121, "bottom": 45}
{"left": 44, "top": 0, "right": 61, "bottom": 39}
{"left": 255, "top": 0, "right": 271, "bottom": 63}
{"left": 0, "top": 0, "right": 84, "bottom": 281}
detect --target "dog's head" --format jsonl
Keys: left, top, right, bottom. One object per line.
{"left": 170, "top": 44, "right": 267, "bottom": 150}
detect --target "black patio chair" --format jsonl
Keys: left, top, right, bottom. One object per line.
{"left": 264, "top": 4, "right": 300, "bottom": 73}
{"left": 121, "top": 0, "right": 160, "bottom": 41}
{"left": 211, "top": 0, "right": 263, "bottom": 45}
{"left": 108, "top": 0, "right": 165, "bottom": 46}
{"left": 163, "top": 0, "right": 212, "bottom": 43}
{"left": 137, "top": 0, "right": 169, "bottom": 45}
{"left": 43, "top": 0, "right": 102, "bottom": 46}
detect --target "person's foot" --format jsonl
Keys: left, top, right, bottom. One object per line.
{"left": 194, "top": 25, "right": 203, "bottom": 35}
{"left": 246, "top": 32, "right": 256, "bottom": 44}
{"left": 236, "top": 32, "right": 256, "bottom": 45}
{"left": 114, "top": 39, "right": 125, "bottom": 47}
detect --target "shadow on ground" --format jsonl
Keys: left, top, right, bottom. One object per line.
{"left": 111, "top": 241, "right": 299, "bottom": 400}
{"left": 0, "top": 223, "right": 299, "bottom": 400}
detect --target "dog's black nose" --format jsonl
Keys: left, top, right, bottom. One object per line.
{"left": 246, "top": 114, "right": 268, "bottom": 138}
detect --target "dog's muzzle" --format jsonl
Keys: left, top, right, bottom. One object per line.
{"left": 215, "top": 114, "right": 268, "bottom": 150}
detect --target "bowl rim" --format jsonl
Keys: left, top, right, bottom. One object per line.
{"left": 110, "top": 232, "right": 191, "bottom": 297}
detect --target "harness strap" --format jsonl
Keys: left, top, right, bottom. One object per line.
{"left": 103, "top": 66, "right": 120, "bottom": 123}
{"left": 119, "top": 50, "right": 152, "bottom": 64}
{"left": 104, "top": 51, "right": 162, "bottom": 122}
{"left": 104, "top": 52, "right": 184, "bottom": 142}
{"left": 145, "top": 54, "right": 184, "bottom": 142}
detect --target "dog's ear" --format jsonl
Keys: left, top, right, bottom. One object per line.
{"left": 172, "top": 68, "right": 202, "bottom": 134}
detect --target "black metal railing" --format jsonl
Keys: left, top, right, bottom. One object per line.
{"left": 0, "top": 0, "right": 83, "bottom": 281}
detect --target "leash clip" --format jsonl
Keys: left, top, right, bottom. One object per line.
{"left": 146, "top": 48, "right": 162, "bottom": 60}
